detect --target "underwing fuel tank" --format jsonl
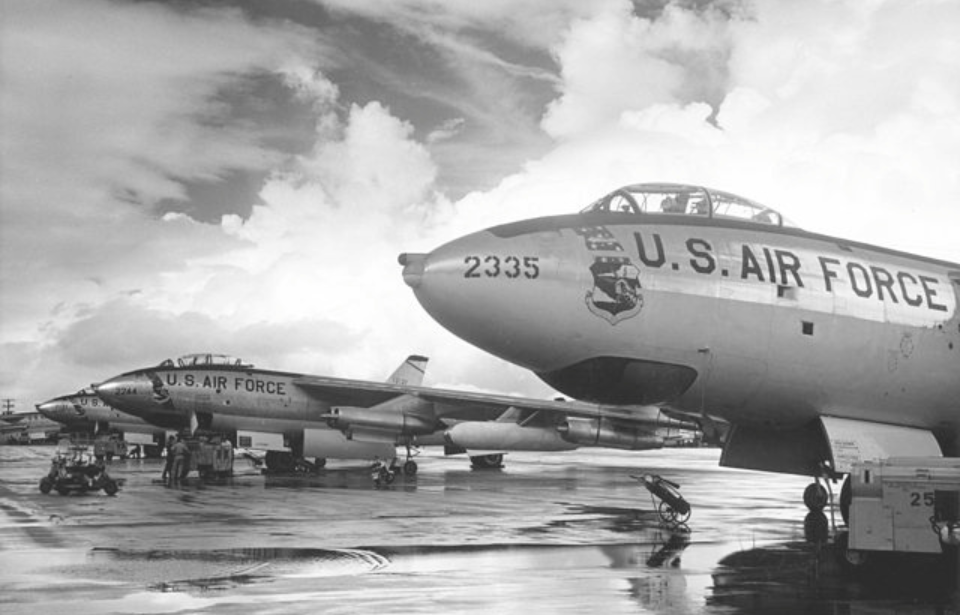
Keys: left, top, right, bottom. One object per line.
{"left": 444, "top": 422, "right": 577, "bottom": 452}
{"left": 558, "top": 417, "right": 664, "bottom": 450}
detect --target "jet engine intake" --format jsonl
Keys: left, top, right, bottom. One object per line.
{"left": 558, "top": 417, "right": 663, "bottom": 450}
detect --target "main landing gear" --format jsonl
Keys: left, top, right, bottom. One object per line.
{"left": 803, "top": 474, "right": 853, "bottom": 524}
{"left": 398, "top": 444, "right": 420, "bottom": 476}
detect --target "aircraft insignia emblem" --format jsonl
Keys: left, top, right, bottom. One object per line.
{"left": 585, "top": 255, "right": 644, "bottom": 324}
{"left": 147, "top": 371, "right": 174, "bottom": 408}
{"left": 71, "top": 401, "right": 85, "bottom": 417}
{"left": 574, "top": 225, "right": 644, "bottom": 324}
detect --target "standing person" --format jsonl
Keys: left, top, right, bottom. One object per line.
{"left": 170, "top": 436, "right": 189, "bottom": 484}
{"left": 161, "top": 435, "right": 175, "bottom": 483}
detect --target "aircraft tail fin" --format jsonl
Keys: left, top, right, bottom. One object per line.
{"left": 386, "top": 355, "right": 429, "bottom": 386}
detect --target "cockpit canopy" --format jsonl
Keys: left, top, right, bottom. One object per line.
{"left": 157, "top": 353, "right": 253, "bottom": 369}
{"left": 581, "top": 183, "right": 796, "bottom": 228}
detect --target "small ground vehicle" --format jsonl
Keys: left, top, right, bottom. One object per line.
{"left": 40, "top": 444, "right": 119, "bottom": 496}
{"left": 371, "top": 458, "right": 399, "bottom": 487}
{"left": 633, "top": 473, "right": 691, "bottom": 529}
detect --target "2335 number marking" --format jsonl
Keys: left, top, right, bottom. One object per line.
{"left": 464, "top": 255, "right": 540, "bottom": 279}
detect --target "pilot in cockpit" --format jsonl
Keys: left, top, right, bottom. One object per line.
{"left": 662, "top": 193, "right": 689, "bottom": 213}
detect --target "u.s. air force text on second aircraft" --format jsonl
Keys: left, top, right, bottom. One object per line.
{"left": 113, "top": 375, "right": 288, "bottom": 396}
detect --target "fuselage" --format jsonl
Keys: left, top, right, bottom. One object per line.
{"left": 95, "top": 365, "right": 325, "bottom": 435}
{"left": 403, "top": 186, "right": 960, "bottom": 454}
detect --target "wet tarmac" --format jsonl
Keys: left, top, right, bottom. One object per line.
{"left": 1, "top": 445, "right": 957, "bottom": 614}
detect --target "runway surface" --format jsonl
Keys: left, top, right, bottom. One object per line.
{"left": 1, "top": 444, "right": 957, "bottom": 614}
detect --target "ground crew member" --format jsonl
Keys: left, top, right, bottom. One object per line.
{"left": 170, "top": 437, "right": 189, "bottom": 484}
{"left": 161, "top": 435, "right": 175, "bottom": 482}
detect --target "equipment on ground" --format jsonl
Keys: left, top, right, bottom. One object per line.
{"left": 183, "top": 432, "right": 234, "bottom": 479}
{"left": 634, "top": 473, "right": 691, "bottom": 529}
{"left": 39, "top": 442, "right": 119, "bottom": 496}
{"left": 840, "top": 457, "right": 960, "bottom": 569}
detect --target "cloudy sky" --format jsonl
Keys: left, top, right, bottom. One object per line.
{"left": 2, "top": 0, "right": 959, "bottom": 410}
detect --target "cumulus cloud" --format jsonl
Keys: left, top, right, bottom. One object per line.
{"left": 542, "top": 2, "right": 734, "bottom": 138}
{"left": 4, "top": 0, "right": 960, "bottom": 410}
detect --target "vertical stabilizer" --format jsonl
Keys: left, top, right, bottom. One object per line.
{"left": 387, "top": 355, "right": 429, "bottom": 386}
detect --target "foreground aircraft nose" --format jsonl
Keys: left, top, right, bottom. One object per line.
{"left": 399, "top": 226, "right": 581, "bottom": 373}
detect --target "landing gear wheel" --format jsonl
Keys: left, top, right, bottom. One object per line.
{"left": 835, "top": 532, "right": 869, "bottom": 572}
{"left": 56, "top": 484, "right": 69, "bottom": 495}
{"left": 470, "top": 454, "right": 503, "bottom": 470}
{"left": 314, "top": 457, "right": 327, "bottom": 469}
{"left": 803, "top": 482, "right": 828, "bottom": 511}
{"left": 403, "top": 460, "right": 418, "bottom": 476}
{"left": 39, "top": 478, "right": 53, "bottom": 494}
{"left": 103, "top": 480, "right": 118, "bottom": 496}
{"left": 839, "top": 475, "right": 852, "bottom": 525}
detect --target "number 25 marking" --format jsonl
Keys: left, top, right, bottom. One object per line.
{"left": 910, "top": 492, "right": 935, "bottom": 506}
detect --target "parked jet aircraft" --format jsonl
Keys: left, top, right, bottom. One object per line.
{"left": 400, "top": 182, "right": 960, "bottom": 517}
{"left": 94, "top": 352, "right": 693, "bottom": 472}
{"left": 36, "top": 389, "right": 169, "bottom": 455}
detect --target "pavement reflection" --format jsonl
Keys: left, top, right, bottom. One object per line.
{"left": 1, "top": 445, "right": 957, "bottom": 614}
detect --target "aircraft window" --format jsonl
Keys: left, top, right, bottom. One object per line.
{"left": 710, "top": 191, "right": 787, "bottom": 226}
{"left": 175, "top": 353, "right": 252, "bottom": 368}
{"left": 580, "top": 183, "right": 796, "bottom": 228}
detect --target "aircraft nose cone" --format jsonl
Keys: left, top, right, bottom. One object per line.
{"left": 95, "top": 374, "right": 155, "bottom": 416}
{"left": 36, "top": 399, "right": 77, "bottom": 424}
{"left": 35, "top": 400, "right": 58, "bottom": 420}
{"left": 400, "top": 227, "right": 575, "bottom": 372}
{"left": 399, "top": 253, "right": 426, "bottom": 289}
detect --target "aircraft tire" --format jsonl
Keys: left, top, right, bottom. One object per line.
{"left": 403, "top": 460, "right": 418, "bottom": 476}
{"left": 55, "top": 484, "right": 69, "bottom": 496}
{"left": 470, "top": 454, "right": 504, "bottom": 470}
{"left": 103, "top": 480, "right": 118, "bottom": 496}
{"left": 835, "top": 532, "right": 870, "bottom": 573}
{"left": 314, "top": 458, "right": 327, "bottom": 469}
{"left": 803, "top": 482, "right": 828, "bottom": 511}
{"left": 39, "top": 478, "right": 53, "bottom": 494}
{"left": 839, "top": 476, "right": 852, "bottom": 525}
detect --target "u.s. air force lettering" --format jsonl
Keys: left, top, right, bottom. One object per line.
{"left": 625, "top": 229, "right": 954, "bottom": 326}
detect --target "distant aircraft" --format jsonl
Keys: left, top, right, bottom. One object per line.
{"left": 94, "top": 352, "right": 694, "bottom": 473}
{"left": 400, "top": 182, "right": 960, "bottom": 518}
{"left": 0, "top": 410, "right": 61, "bottom": 443}
{"left": 36, "top": 389, "right": 169, "bottom": 455}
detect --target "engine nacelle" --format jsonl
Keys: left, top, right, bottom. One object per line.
{"left": 445, "top": 422, "right": 578, "bottom": 452}
{"left": 559, "top": 417, "right": 663, "bottom": 450}
{"left": 325, "top": 401, "right": 436, "bottom": 437}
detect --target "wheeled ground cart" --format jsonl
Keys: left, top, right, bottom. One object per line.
{"left": 40, "top": 443, "right": 119, "bottom": 496}
{"left": 633, "top": 473, "right": 691, "bottom": 528}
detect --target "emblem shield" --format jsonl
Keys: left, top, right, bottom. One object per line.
{"left": 585, "top": 256, "right": 644, "bottom": 324}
